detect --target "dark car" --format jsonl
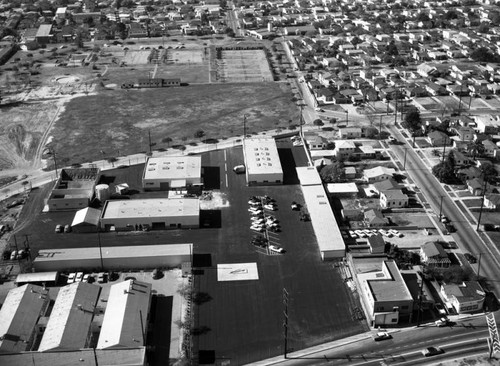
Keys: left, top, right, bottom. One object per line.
{"left": 445, "top": 223, "right": 456, "bottom": 233}
{"left": 422, "top": 346, "right": 445, "bottom": 357}
{"left": 464, "top": 253, "right": 477, "bottom": 264}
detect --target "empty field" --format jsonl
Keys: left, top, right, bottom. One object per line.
{"left": 217, "top": 50, "right": 273, "bottom": 82}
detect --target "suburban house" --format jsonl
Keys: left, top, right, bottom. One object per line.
{"left": 349, "top": 256, "right": 414, "bottom": 326}
{"left": 466, "top": 178, "right": 484, "bottom": 196}
{"left": 420, "top": 242, "right": 451, "bottom": 268}
{"left": 364, "top": 167, "right": 397, "bottom": 183}
{"left": 345, "top": 166, "right": 356, "bottom": 179}
{"left": 303, "top": 133, "right": 326, "bottom": 150}
{"left": 368, "top": 235, "right": 386, "bottom": 254}
{"left": 339, "top": 127, "right": 363, "bottom": 139}
{"left": 334, "top": 140, "right": 356, "bottom": 159}
{"left": 482, "top": 140, "right": 499, "bottom": 158}
{"left": 380, "top": 190, "right": 409, "bottom": 209}
{"left": 371, "top": 179, "right": 400, "bottom": 195}
{"left": 364, "top": 209, "right": 388, "bottom": 227}
{"left": 484, "top": 193, "right": 500, "bottom": 211}
{"left": 453, "top": 150, "right": 471, "bottom": 166}
{"left": 457, "top": 166, "right": 482, "bottom": 181}
{"left": 440, "top": 281, "right": 485, "bottom": 314}
{"left": 453, "top": 126, "right": 475, "bottom": 141}
{"left": 428, "top": 130, "right": 451, "bottom": 147}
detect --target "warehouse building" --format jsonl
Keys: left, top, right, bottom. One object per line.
{"left": 100, "top": 198, "right": 199, "bottom": 230}
{"left": 243, "top": 137, "right": 283, "bottom": 185}
{"left": 71, "top": 207, "right": 101, "bottom": 233}
{"left": 46, "top": 168, "right": 100, "bottom": 212}
{"left": 38, "top": 282, "right": 100, "bottom": 352}
{"left": 142, "top": 156, "right": 202, "bottom": 191}
{"left": 296, "top": 166, "right": 345, "bottom": 259}
{"left": 0, "top": 284, "right": 49, "bottom": 353}
{"left": 33, "top": 244, "right": 192, "bottom": 272}
{"left": 97, "top": 280, "right": 152, "bottom": 349}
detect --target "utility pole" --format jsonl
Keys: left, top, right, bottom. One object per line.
{"left": 478, "top": 252, "right": 483, "bottom": 277}
{"left": 458, "top": 84, "right": 463, "bottom": 116}
{"left": 299, "top": 105, "right": 304, "bottom": 137}
{"left": 148, "top": 130, "right": 153, "bottom": 154}
{"left": 439, "top": 195, "right": 444, "bottom": 219}
{"left": 379, "top": 115, "right": 383, "bottom": 139}
{"left": 403, "top": 147, "right": 408, "bottom": 170}
{"left": 243, "top": 114, "right": 248, "bottom": 139}
{"left": 476, "top": 178, "right": 489, "bottom": 231}
{"left": 97, "top": 222, "right": 104, "bottom": 271}
{"left": 394, "top": 91, "right": 398, "bottom": 125}
{"left": 416, "top": 271, "right": 425, "bottom": 327}
{"left": 345, "top": 110, "right": 348, "bottom": 127}
{"left": 283, "top": 288, "right": 289, "bottom": 358}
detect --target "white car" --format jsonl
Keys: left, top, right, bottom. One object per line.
{"left": 264, "top": 204, "right": 276, "bottom": 210}
{"left": 67, "top": 272, "right": 76, "bottom": 284}
{"left": 251, "top": 225, "right": 265, "bottom": 232}
{"left": 269, "top": 245, "right": 285, "bottom": 253}
{"left": 83, "top": 274, "right": 91, "bottom": 283}
{"left": 292, "top": 140, "right": 303, "bottom": 147}
{"left": 75, "top": 272, "right": 84, "bottom": 282}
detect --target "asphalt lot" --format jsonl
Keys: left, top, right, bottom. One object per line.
{"left": 8, "top": 143, "right": 367, "bottom": 365}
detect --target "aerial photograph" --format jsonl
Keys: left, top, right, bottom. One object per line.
{"left": 2, "top": 0, "right": 500, "bottom": 365}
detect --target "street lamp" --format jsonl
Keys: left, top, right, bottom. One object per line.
{"left": 403, "top": 147, "right": 408, "bottom": 170}
{"left": 439, "top": 195, "right": 444, "bottom": 219}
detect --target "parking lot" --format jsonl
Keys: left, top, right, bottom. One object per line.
{"left": 6, "top": 143, "right": 367, "bottom": 364}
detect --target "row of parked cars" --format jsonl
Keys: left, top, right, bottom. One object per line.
{"left": 67, "top": 272, "right": 107, "bottom": 284}
{"left": 3, "top": 248, "right": 29, "bottom": 261}
{"left": 55, "top": 224, "right": 71, "bottom": 233}
{"left": 349, "top": 228, "right": 404, "bottom": 239}
{"left": 248, "top": 196, "right": 285, "bottom": 254}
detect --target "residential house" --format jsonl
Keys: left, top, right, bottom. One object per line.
{"left": 368, "top": 234, "right": 386, "bottom": 254}
{"left": 345, "top": 166, "right": 356, "bottom": 180}
{"left": 364, "top": 166, "right": 396, "bottom": 183}
{"left": 440, "top": 281, "right": 485, "bottom": 314}
{"left": 342, "top": 208, "right": 363, "bottom": 221}
{"left": 453, "top": 126, "right": 475, "bottom": 141}
{"left": 420, "top": 242, "right": 451, "bottom": 268}
{"left": 364, "top": 209, "right": 389, "bottom": 227}
{"left": 453, "top": 150, "right": 471, "bottom": 166}
{"left": 428, "top": 130, "right": 451, "bottom": 147}
{"left": 334, "top": 140, "right": 356, "bottom": 159}
{"left": 339, "top": 127, "right": 363, "bottom": 139}
{"left": 380, "top": 190, "right": 409, "bottom": 209}
{"left": 484, "top": 193, "right": 500, "bottom": 211}
{"left": 457, "top": 166, "right": 482, "bottom": 181}
{"left": 474, "top": 115, "right": 499, "bottom": 134}
{"left": 466, "top": 178, "right": 484, "bottom": 196}
{"left": 371, "top": 179, "right": 400, "bottom": 195}
{"left": 482, "top": 140, "right": 499, "bottom": 158}
{"left": 303, "top": 133, "right": 326, "bottom": 150}
{"left": 315, "top": 88, "right": 335, "bottom": 104}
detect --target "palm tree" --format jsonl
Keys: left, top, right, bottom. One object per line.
{"left": 467, "top": 139, "right": 484, "bottom": 159}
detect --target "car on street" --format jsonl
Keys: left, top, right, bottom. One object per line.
{"left": 64, "top": 224, "right": 71, "bottom": 233}
{"left": 435, "top": 318, "right": 450, "bottom": 327}
{"left": 269, "top": 245, "right": 285, "bottom": 254}
{"left": 67, "top": 272, "right": 76, "bottom": 284}
{"left": 445, "top": 223, "right": 456, "bottom": 233}
{"left": 10, "top": 250, "right": 17, "bottom": 260}
{"left": 233, "top": 165, "right": 246, "bottom": 174}
{"left": 55, "top": 224, "right": 63, "bottom": 233}
{"left": 440, "top": 216, "right": 449, "bottom": 224}
{"left": 75, "top": 272, "right": 84, "bottom": 282}
{"left": 464, "top": 253, "right": 477, "bottom": 264}
{"left": 422, "top": 346, "right": 444, "bottom": 357}
{"left": 373, "top": 332, "right": 392, "bottom": 341}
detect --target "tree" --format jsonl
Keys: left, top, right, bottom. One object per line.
{"left": 481, "top": 164, "right": 498, "bottom": 183}
{"left": 107, "top": 157, "right": 118, "bottom": 167}
{"left": 467, "top": 139, "right": 484, "bottom": 159}
{"left": 194, "top": 130, "right": 205, "bottom": 141}
{"left": 470, "top": 47, "right": 499, "bottom": 63}
{"left": 319, "top": 161, "right": 345, "bottom": 183}
{"left": 313, "top": 119, "right": 324, "bottom": 129}
{"left": 404, "top": 110, "right": 422, "bottom": 133}
{"left": 432, "top": 151, "right": 456, "bottom": 183}
{"left": 162, "top": 137, "right": 172, "bottom": 147}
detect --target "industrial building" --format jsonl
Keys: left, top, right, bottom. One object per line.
{"left": 33, "top": 244, "right": 193, "bottom": 272}
{"left": 142, "top": 156, "right": 202, "bottom": 191}
{"left": 242, "top": 137, "right": 283, "bottom": 185}
{"left": 100, "top": 198, "right": 199, "bottom": 231}
{"left": 0, "top": 284, "right": 49, "bottom": 353}
{"left": 71, "top": 207, "right": 101, "bottom": 233}
{"left": 38, "top": 282, "right": 100, "bottom": 352}
{"left": 46, "top": 168, "right": 100, "bottom": 211}
{"left": 97, "top": 280, "right": 152, "bottom": 349}
{"left": 296, "top": 166, "right": 345, "bottom": 259}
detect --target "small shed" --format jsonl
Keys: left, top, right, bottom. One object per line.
{"left": 71, "top": 207, "right": 101, "bottom": 233}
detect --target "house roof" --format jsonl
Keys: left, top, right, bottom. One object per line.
{"left": 71, "top": 207, "right": 101, "bottom": 227}
{"left": 485, "top": 193, "right": 500, "bottom": 206}
{"left": 467, "top": 178, "right": 483, "bottom": 190}
{"left": 421, "top": 241, "right": 448, "bottom": 259}
{"left": 381, "top": 189, "right": 408, "bottom": 200}
{"left": 368, "top": 234, "right": 385, "bottom": 254}
{"left": 428, "top": 130, "right": 448, "bottom": 140}
{"left": 364, "top": 166, "right": 396, "bottom": 179}
{"left": 372, "top": 178, "right": 399, "bottom": 192}
{"left": 364, "top": 209, "right": 386, "bottom": 224}
{"left": 442, "top": 281, "right": 485, "bottom": 303}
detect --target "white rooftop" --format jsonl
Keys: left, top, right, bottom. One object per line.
{"left": 301, "top": 183, "right": 345, "bottom": 255}
{"left": 364, "top": 166, "right": 396, "bottom": 178}
{"left": 101, "top": 198, "right": 199, "bottom": 219}
{"left": 71, "top": 207, "right": 101, "bottom": 227}
{"left": 243, "top": 137, "right": 283, "bottom": 176}
{"left": 327, "top": 183, "right": 359, "bottom": 194}
{"left": 38, "top": 282, "right": 100, "bottom": 352}
{"left": 0, "top": 285, "right": 48, "bottom": 353}
{"left": 143, "top": 156, "right": 201, "bottom": 181}
{"left": 296, "top": 166, "right": 323, "bottom": 186}
{"left": 15, "top": 272, "right": 59, "bottom": 284}
{"left": 97, "top": 280, "right": 152, "bottom": 349}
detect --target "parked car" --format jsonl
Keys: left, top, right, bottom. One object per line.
{"left": 435, "top": 303, "right": 447, "bottom": 316}
{"left": 464, "top": 253, "right": 477, "bottom": 264}
{"left": 83, "top": 274, "right": 93, "bottom": 283}
{"left": 55, "top": 224, "right": 63, "bottom": 233}
{"left": 422, "top": 346, "right": 444, "bottom": 357}
{"left": 440, "top": 216, "right": 449, "bottom": 224}
{"left": 10, "top": 250, "right": 17, "bottom": 260}
{"left": 445, "top": 223, "right": 456, "bottom": 233}
{"left": 269, "top": 245, "right": 285, "bottom": 254}
{"left": 373, "top": 332, "right": 392, "bottom": 341}
{"left": 67, "top": 272, "right": 76, "bottom": 284}
{"left": 75, "top": 272, "right": 84, "bottom": 282}
{"left": 64, "top": 224, "right": 71, "bottom": 233}
{"left": 97, "top": 272, "right": 107, "bottom": 283}
{"left": 233, "top": 165, "right": 246, "bottom": 174}
{"left": 435, "top": 317, "right": 453, "bottom": 327}
{"left": 291, "top": 201, "right": 300, "bottom": 211}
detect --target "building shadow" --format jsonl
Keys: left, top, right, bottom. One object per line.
{"left": 199, "top": 210, "right": 222, "bottom": 228}
{"left": 202, "top": 166, "right": 221, "bottom": 190}
{"left": 147, "top": 294, "right": 173, "bottom": 366}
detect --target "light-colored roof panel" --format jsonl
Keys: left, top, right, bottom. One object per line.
{"left": 243, "top": 137, "right": 283, "bottom": 176}
{"left": 71, "top": 207, "right": 101, "bottom": 227}
{"left": 38, "top": 282, "right": 100, "bottom": 352}
{"left": 326, "top": 183, "right": 359, "bottom": 194}
{"left": 143, "top": 156, "right": 201, "bottom": 181}
{"left": 101, "top": 198, "right": 199, "bottom": 220}
{"left": 15, "top": 272, "right": 59, "bottom": 284}
{"left": 0, "top": 284, "right": 48, "bottom": 353}
{"left": 296, "top": 166, "right": 323, "bottom": 186}
{"left": 97, "top": 280, "right": 152, "bottom": 349}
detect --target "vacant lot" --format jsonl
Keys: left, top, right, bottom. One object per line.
{"left": 48, "top": 83, "right": 298, "bottom": 165}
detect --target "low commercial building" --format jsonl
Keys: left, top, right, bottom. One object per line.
{"left": 71, "top": 207, "right": 101, "bottom": 233}
{"left": 0, "top": 284, "right": 49, "bottom": 353}
{"left": 326, "top": 183, "right": 359, "bottom": 196}
{"left": 46, "top": 168, "right": 100, "bottom": 211}
{"left": 33, "top": 244, "right": 192, "bottom": 271}
{"left": 100, "top": 198, "right": 199, "bottom": 230}
{"left": 349, "top": 256, "right": 414, "bottom": 326}
{"left": 296, "top": 167, "right": 345, "bottom": 259}
{"left": 243, "top": 137, "right": 283, "bottom": 185}
{"left": 97, "top": 280, "right": 152, "bottom": 349}
{"left": 440, "top": 281, "right": 485, "bottom": 314}
{"left": 38, "top": 282, "right": 100, "bottom": 352}
{"left": 15, "top": 272, "right": 59, "bottom": 287}
{"left": 142, "top": 156, "right": 202, "bottom": 191}
{"left": 380, "top": 190, "right": 409, "bottom": 209}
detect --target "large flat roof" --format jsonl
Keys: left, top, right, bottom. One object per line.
{"left": 243, "top": 137, "right": 283, "bottom": 176}
{"left": 101, "top": 198, "right": 199, "bottom": 219}
{"left": 35, "top": 244, "right": 193, "bottom": 263}
{"left": 0, "top": 284, "right": 47, "bottom": 353}
{"left": 36, "top": 24, "right": 52, "bottom": 37}
{"left": 15, "top": 272, "right": 59, "bottom": 284}
{"left": 296, "top": 166, "right": 323, "bottom": 186}
{"left": 97, "top": 280, "right": 152, "bottom": 349}
{"left": 301, "top": 184, "right": 345, "bottom": 255}
{"left": 143, "top": 156, "right": 201, "bottom": 181}
{"left": 38, "top": 282, "right": 100, "bottom": 352}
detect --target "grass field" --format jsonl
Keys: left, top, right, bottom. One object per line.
{"left": 49, "top": 83, "right": 299, "bottom": 165}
